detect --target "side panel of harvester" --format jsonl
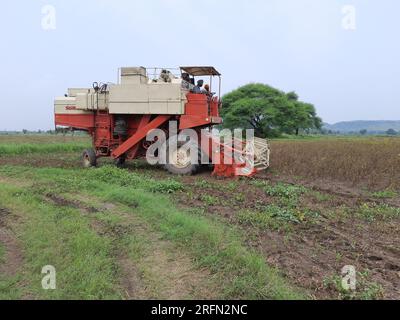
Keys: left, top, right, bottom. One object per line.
{"left": 54, "top": 66, "right": 222, "bottom": 159}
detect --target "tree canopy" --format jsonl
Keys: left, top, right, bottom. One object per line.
{"left": 386, "top": 129, "right": 398, "bottom": 136}
{"left": 221, "top": 83, "right": 322, "bottom": 137}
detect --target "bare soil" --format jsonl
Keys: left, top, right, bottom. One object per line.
{"left": 174, "top": 174, "right": 400, "bottom": 299}
{"left": 262, "top": 171, "right": 400, "bottom": 206}
{"left": 0, "top": 154, "right": 81, "bottom": 169}
{"left": 0, "top": 207, "right": 23, "bottom": 277}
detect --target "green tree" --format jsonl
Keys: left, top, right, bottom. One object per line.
{"left": 290, "top": 101, "right": 322, "bottom": 135}
{"left": 221, "top": 83, "right": 321, "bottom": 137}
{"left": 386, "top": 129, "right": 397, "bottom": 136}
{"left": 221, "top": 84, "right": 285, "bottom": 137}
{"left": 360, "top": 129, "right": 367, "bottom": 135}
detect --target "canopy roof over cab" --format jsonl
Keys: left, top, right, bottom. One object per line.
{"left": 180, "top": 66, "right": 221, "bottom": 76}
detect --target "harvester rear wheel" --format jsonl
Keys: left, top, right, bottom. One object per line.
{"left": 82, "top": 149, "right": 97, "bottom": 168}
{"left": 164, "top": 136, "right": 200, "bottom": 175}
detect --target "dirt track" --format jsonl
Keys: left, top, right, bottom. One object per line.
{"left": 0, "top": 208, "right": 23, "bottom": 277}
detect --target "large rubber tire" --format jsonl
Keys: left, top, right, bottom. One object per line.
{"left": 163, "top": 136, "right": 200, "bottom": 175}
{"left": 82, "top": 149, "right": 97, "bottom": 168}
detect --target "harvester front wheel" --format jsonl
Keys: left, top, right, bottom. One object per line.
{"left": 82, "top": 149, "right": 97, "bottom": 168}
{"left": 164, "top": 137, "right": 199, "bottom": 175}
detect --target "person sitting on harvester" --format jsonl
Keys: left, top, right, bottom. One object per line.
{"left": 192, "top": 79, "right": 205, "bottom": 94}
{"left": 182, "top": 73, "right": 195, "bottom": 90}
{"left": 182, "top": 73, "right": 190, "bottom": 83}
{"left": 204, "top": 84, "right": 214, "bottom": 97}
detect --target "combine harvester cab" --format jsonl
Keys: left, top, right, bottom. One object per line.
{"left": 54, "top": 66, "right": 270, "bottom": 177}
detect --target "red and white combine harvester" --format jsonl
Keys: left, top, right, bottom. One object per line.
{"left": 54, "top": 66, "right": 270, "bottom": 177}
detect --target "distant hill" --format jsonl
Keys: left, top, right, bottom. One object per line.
{"left": 323, "top": 120, "right": 400, "bottom": 133}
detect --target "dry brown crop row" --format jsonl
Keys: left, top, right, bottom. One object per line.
{"left": 270, "top": 137, "right": 400, "bottom": 190}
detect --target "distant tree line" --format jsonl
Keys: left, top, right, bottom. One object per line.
{"left": 386, "top": 128, "right": 398, "bottom": 136}
{"left": 0, "top": 128, "right": 88, "bottom": 136}
{"left": 319, "top": 128, "right": 399, "bottom": 136}
{"left": 0, "top": 129, "right": 56, "bottom": 135}
{"left": 221, "top": 83, "right": 322, "bottom": 138}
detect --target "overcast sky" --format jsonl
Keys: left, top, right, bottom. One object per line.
{"left": 1, "top": 0, "right": 399, "bottom": 130}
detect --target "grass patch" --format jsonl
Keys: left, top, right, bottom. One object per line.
{"left": 238, "top": 205, "right": 319, "bottom": 231}
{"left": 248, "top": 180, "right": 318, "bottom": 229}
{"left": 101, "top": 187, "right": 303, "bottom": 299}
{"left": 251, "top": 180, "right": 307, "bottom": 202}
{"left": 0, "top": 183, "right": 122, "bottom": 300}
{"left": 264, "top": 183, "right": 307, "bottom": 199}
{"left": 0, "top": 276, "right": 21, "bottom": 300}
{"left": 370, "top": 190, "right": 398, "bottom": 199}
{"left": 0, "top": 165, "right": 304, "bottom": 300}
{"left": 74, "top": 166, "right": 183, "bottom": 194}
{"left": 200, "top": 194, "right": 220, "bottom": 206}
{"left": 0, "top": 142, "right": 90, "bottom": 155}
{"left": 358, "top": 203, "right": 400, "bottom": 222}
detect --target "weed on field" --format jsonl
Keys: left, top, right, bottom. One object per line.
{"left": 357, "top": 203, "right": 400, "bottom": 222}
{"left": 323, "top": 270, "right": 384, "bottom": 300}
{"left": 370, "top": 190, "right": 398, "bottom": 199}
